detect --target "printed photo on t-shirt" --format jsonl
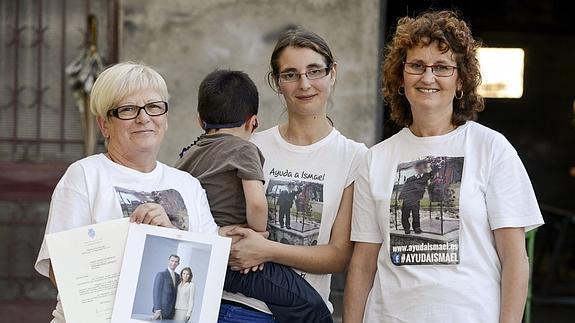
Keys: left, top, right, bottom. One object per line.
{"left": 265, "top": 179, "right": 324, "bottom": 247}
{"left": 114, "top": 187, "right": 189, "bottom": 231}
{"left": 389, "top": 156, "right": 464, "bottom": 266}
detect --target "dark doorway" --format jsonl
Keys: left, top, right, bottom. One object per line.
{"left": 382, "top": 0, "right": 575, "bottom": 207}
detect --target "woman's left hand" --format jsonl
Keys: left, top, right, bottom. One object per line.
{"left": 227, "top": 227, "right": 271, "bottom": 271}
{"left": 130, "top": 203, "right": 175, "bottom": 228}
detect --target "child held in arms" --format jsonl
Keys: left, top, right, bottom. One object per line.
{"left": 176, "top": 70, "right": 332, "bottom": 323}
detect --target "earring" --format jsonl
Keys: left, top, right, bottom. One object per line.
{"left": 398, "top": 86, "right": 405, "bottom": 95}
{"left": 455, "top": 90, "right": 464, "bottom": 99}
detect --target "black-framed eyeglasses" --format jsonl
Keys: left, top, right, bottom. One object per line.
{"left": 403, "top": 62, "right": 458, "bottom": 77}
{"left": 277, "top": 65, "right": 332, "bottom": 83}
{"left": 107, "top": 101, "right": 168, "bottom": 120}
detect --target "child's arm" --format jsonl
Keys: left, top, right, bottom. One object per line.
{"left": 241, "top": 179, "right": 268, "bottom": 232}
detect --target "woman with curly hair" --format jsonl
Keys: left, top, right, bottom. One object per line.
{"left": 343, "top": 10, "right": 543, "bottom": 323}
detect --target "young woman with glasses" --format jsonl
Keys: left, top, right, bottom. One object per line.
{"left": 221, "top": 27, "right": 367, "bottom": 322}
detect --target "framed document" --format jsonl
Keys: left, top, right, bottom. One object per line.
{"left": 46, "top": 218, "right": 131, "bottom": 323}
{"left": 111, "top": 223, "right": 231, "bottom": 323}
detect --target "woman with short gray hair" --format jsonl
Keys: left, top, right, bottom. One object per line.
{"left": 35, "top": 62, "right": 217, "bottom": 323}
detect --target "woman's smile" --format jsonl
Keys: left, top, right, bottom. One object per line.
{"left": 295, "top": 93, "right": 318, "bottom": 102}
{"left": 131, "top": 129, "right": 156, "bottom": 135}
{"left": 416, "top": 87, "right": 440, "bottom": 93}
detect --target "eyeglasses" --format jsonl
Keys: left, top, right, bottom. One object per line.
{"left": 403, "top": 62, "right": 458, "bottom": 77}
{"left": 107, "top": 101, "right": 168, "bottom": 120}
{"left": 277, "top": 65, "right": 332, "bottom": 83}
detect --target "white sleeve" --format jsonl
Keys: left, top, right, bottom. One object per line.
{"left": 350, "top": 151, "right": 384, "bottom": 243}
{"left": 345, "top": 144, "right": 368, "bottom": 187}
{"left": 486, "top": 136, "right": 544, "bottom": 231}
{"left": 187, "top": 283, "right": 195, "bottom": 316}
{"left": 196, "top": 187, "right": 218, "bottom": 234}
{"left": 35, "top": 164, "right": 92, "bottom": 277}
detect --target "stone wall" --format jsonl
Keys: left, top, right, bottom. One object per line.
{"left": 121, "top": 0, "right": 380, "bottom": 164}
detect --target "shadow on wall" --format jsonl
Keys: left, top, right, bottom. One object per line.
{"left": 131, "top": 235, "right": 212, "bottom": 323}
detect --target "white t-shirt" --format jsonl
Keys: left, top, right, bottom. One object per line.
{"left": 351, "top": 121, "right": 543, "bottom": 323}
{"left": 35, "top": 154, "right": 217, "bottom": 322}
{"left": 222, "top": 126, "right": 367, "bottom": 313}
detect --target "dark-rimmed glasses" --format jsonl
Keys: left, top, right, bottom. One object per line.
{"left": 404, "top": 62, "right": 458, "bottom": 77}
{"left": 107, "top": 101, "right": 168, "bottom": 120}
{"left": 277, "top": 65, "right": 332, "bottom": 83}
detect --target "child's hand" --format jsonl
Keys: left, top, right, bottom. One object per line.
{"left": 218, "top": 224, "right": 248, "bottom": 242}
{"left": 241, "top": 263, "right": 265, "bottom": 274}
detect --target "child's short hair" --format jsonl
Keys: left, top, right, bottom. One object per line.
{"left": 198, "top": 69, "right": 258, "bottom": 129}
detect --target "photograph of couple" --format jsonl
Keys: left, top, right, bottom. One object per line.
{"left": 129, "top": 235, "right": 213, "bottom": 323}
{"left": 151, "top": 255, "right": 195, "bottom": 322}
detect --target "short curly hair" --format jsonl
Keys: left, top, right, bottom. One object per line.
{"left": 382, "top": 10, "right": 484, "bottom": 126}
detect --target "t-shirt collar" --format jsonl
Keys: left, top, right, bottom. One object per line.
{"left": 271, "top": 125, "right": 338, "bottom": 152}
{"left": 401, "top": 121, "right": 470, "bottom": 144}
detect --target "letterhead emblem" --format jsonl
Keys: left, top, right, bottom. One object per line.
{"left": 88, "top": 228, "right": 96, "bottom": 239}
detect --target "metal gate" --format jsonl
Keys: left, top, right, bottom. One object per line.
{"left": 0, "top": 0, "right": 118, "bottom": 320}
